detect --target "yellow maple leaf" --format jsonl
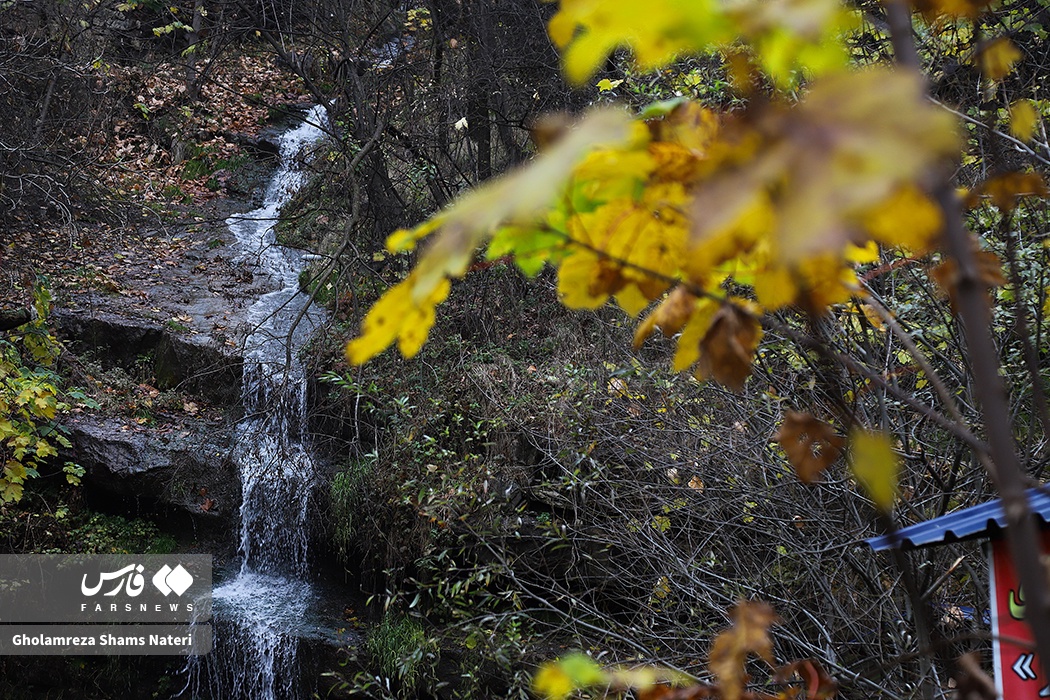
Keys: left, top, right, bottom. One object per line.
{"left": 977, "top": 37, "right": 1022, "bottom": 82}
{"left": 0, "top": 479, "right": 24, "bottom": 504}
{"left": 1009, "top": 100, "right": 1040, "bottom": 142}
{"left": 862, "top": 185, "right": 943, "bottom": 253}
{"left": 4, "top": 461, "right": 28, "bottom": 483}
{"left": 849, "top": 429, "right": 901, "bottom": 513}
{"left": 345, "top": 275, "right": 452, "bottom": 364}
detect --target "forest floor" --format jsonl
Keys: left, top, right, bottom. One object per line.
{"left": 1, "top": 44, "right": 317, "bottom": 433}
{"left": 2, "top": 42, "right": 310, "bottom": 332}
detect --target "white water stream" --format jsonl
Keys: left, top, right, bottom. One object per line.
{"left": 186, "top": 105, "right": 329, "bottom": 699}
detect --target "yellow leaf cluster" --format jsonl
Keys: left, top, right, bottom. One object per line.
{"left": 548, "top": 0, "right": 733, "bottom": 84}
{"left": 548, "top": 0, "right": 855, "bottom": 86}
{"left": 558, "top": 183, "right": 691, "bottom": 315}
{"left": 344, "top": 109, "right": 633, "bottom": 365}
{"left": 1, "top": 353, "right": 60, "bottom": 504}
{"left": 681, "top": 67, "right": 956, "bottom": 318}
{"left": 348, "top": 66, "right": 961, "bottom": 393}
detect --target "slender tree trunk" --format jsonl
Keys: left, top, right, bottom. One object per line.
{"left": 884, "top": 0, "right": 1050, "bottom": 684}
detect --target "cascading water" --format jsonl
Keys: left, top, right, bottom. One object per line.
{"left": 186, "top": 105, "right": 329, "bottom": 700}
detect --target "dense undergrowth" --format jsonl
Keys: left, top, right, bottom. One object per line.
{"left": 270, "top": 4, "right": 1050, "bottom": 697}
{"left": 286, "top": 179, "right": 993, "bottom": 697}
{"left": 7, "top": 0, "right": 1050, "bottom": 697}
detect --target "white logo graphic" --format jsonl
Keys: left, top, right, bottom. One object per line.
{"left": 152, "top": 564, "right": 194, "bottom": 596}
{"left": 81, "top": 564, "right": 146, "bottom": 597}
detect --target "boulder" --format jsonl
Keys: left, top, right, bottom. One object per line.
{"left": 66, "top": 414, "right": 240, "bottom": 536}
{"left": 53, "top": 308, "right": 242, "bottom": 406}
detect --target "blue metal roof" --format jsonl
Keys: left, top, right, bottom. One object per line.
{"left": 866, "top": 487, "right": 1050, "bottom": 551}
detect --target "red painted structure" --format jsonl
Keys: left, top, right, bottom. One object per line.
{"left": 991, "top": 534, "right": 1050, "bottom": 699}
{"left": 866, "top": 488, "right": 1050, "bottom": 698}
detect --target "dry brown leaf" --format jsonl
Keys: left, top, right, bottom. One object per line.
{"left": 966, "top": 171, "right": 1048, "bottom": 211}
{"left": 929, "top": 249, "right": 1006, "bottom": 308}
{"left": 709, "top": 601, "right": 778, "bottom": 700}
{"left": 911, "top": 0, "right": 995, "bottom": 19}
{"left": 638, "top": 683, "right": 716, "bottom": 700}
{"left": 775, "top": 411, "right": 844, "bottom": 483}
{"left": 529, "top": 113, "right": 574, "bottom": 151}
{"left": 696, "top": 305, "right": 762, "bottom": 392}
{"left": 634, "top": 286, "right": 699, "bottom": 348}
{"left": 776, "top": 659, "right": 838, "bottom": 699}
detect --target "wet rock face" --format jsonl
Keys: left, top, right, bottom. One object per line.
{"left": 68, "top": 414, "right": 240, "bottom": 536}
{"left": 54, "top": 309, "right": 242, "bottom": 405}
{"left": 53, "top": 308, "right": 244, "bottom": 536}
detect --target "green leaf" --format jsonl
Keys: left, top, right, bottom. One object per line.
{"left": 639, "top": 97, "right": 690, "bottom": 120}
{"left": 0, "top": 479, "right": 24, "bottom": 503}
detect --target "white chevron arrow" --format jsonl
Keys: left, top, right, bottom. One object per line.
{"left": 1014, "top": 653, "right": 1037, "bottom": 681}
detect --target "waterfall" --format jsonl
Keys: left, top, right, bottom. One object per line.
{"left": 185, "top": 105, "right": 329, "bottom": 700}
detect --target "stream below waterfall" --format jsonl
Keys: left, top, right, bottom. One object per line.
{"left": 184, "top": 105, "right": 337, "bottom": 700}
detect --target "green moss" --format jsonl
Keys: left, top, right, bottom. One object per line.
{"left": 70, "top": 513, "right": 177, "bottom": 554}
{"left": 298, "top": 268, "right": 338, "bottom": 306}
{"left": 1, "top": 487, "right": 179, "bottom": 555}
